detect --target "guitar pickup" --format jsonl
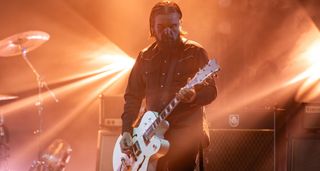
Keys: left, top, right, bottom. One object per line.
{"left": 143, "top": 135, "right": 149, "bottom": 145}
{"left": 132, "top": 141, "right": 142, "bottom": 157}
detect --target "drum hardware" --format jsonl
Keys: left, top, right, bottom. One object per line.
{"left": 0, "top": 95, "right": 17, "bottom": 171}
{"left": 0, "top": 113, "right": 10, "bottom": 171}
{"left": 0, "top": 95, "right": 18, "bottom": 102}
{"left": 0, "top": 31, "right": 59, "bottom": 165}
{"left": 0, "top": 31, "right": 50, "bottom": 57}
{"left": 29, "top": 139, "right": 72, "bottom": 171}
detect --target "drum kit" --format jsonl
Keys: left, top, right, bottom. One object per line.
{"left": 0, "top": 31, "right": 71, "bottom": 170}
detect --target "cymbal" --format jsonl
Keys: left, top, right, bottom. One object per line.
{"left": 0, "top": 31, "right": 49, "bottom": 57}
{"left": 0, "top": 94, "right": 18, "bottom": 101}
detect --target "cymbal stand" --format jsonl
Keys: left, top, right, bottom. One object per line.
{"left": 0, "top": 113, "right": 10, "bottom": 171}
{"left": 17, "top": 42, "right": 59, "bottom": 158}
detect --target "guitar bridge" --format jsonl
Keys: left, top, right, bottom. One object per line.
{"left": 132, "top": 141, "right": 142, "bottom": 158}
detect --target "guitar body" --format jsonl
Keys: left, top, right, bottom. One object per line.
{"left": 113, "top": 111, "right": 170, "bottom": 171}
{"left": 112, "top": 59, "right": 220, "bottom": 171}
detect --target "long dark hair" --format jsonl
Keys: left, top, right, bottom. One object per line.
{"left": 149, "top": 1, "right": 186, "bottom": 37}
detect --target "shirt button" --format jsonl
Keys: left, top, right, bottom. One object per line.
{"left": 177, "top": 72, "right": 180, "bottom": 75}
{"left": 164, "top": 60, "right": 167, "bottom": 63}
{"left": 160, "top": 85, "right": 164, "bottom": 88}
{"left": 162, "top": 73, "right": 166, "bottom": 76}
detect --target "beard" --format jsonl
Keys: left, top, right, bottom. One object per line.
{"left": 156, "top": 34, "right": 181, "bottom": 51}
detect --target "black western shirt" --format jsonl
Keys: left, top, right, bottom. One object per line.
{"left": 121, "top": 39, "right": 217, "bottom": 137}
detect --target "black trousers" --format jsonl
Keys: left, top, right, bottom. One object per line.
{"left": 156, "top": 126, "right": 201, "bottom": 171}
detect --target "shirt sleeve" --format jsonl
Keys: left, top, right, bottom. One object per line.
{"left": 121, "top": 52, "right": 146, "bottom": 134}
{"left": 192, "top": 47, "right": 218, "bottom": 106}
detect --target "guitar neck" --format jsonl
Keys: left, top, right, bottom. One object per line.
{"left": 159, "top": 97, "right": 181, "bottom": 121}
{"left": 144, "top": 83, "right": 197, "bottom": 142}
{"left": 147, "top": 97, "right": 181, "bottom": 135}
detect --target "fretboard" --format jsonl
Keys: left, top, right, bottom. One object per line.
{"left": 143, "top": 97, "right": 181, "bottom": 143}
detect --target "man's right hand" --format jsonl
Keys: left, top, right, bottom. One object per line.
{"left": 120, "top": 132, "right": 133, "bottom": 154}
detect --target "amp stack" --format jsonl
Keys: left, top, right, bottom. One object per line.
{"left": 96, "top": 94, "right": 124, "bottom": 171}
{"left": 286, "top": 102, "right": 320, "bottom": 171}
{"left": 204, "top": 106, "right": 278, "bottom": 171}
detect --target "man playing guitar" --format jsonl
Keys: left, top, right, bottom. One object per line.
{"left": 118, "top": 1, "right": 217, "bottom": 170}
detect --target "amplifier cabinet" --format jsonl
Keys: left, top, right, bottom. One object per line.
{"left": 303, "top": 103, "right": 320, "bottom": 129}
{"left": 289, "top": 138, "right": 320, "bottom": 171}
{"left": 96, "top": 129, "right": 120, "bottom": 171}
{"left": 99, "top": 94, "right": 124, "bottom": 128}
{"left": 204, "top": 129, "right": 275, "bottom": 171}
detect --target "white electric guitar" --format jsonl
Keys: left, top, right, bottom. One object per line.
{"left": 112, "top": 59, "right": 220, "bottom": 171}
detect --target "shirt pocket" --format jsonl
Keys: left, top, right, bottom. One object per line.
{"left": 174, "top": 56, "right": 198, "bottom": 86}
{"left": 143, "top": 63, "right": 159, "bottom": 89}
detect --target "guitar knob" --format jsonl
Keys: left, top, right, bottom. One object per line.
{"left": 152, "top": 144, "right": 157, "bottom": 150}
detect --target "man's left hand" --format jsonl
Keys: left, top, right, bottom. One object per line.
{"left": 176, "top": 87, "right": 196, "bottom": 103}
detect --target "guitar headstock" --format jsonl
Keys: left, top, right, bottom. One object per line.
{"left": 186, "top": 59, "right": 220, "bottom": 88}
